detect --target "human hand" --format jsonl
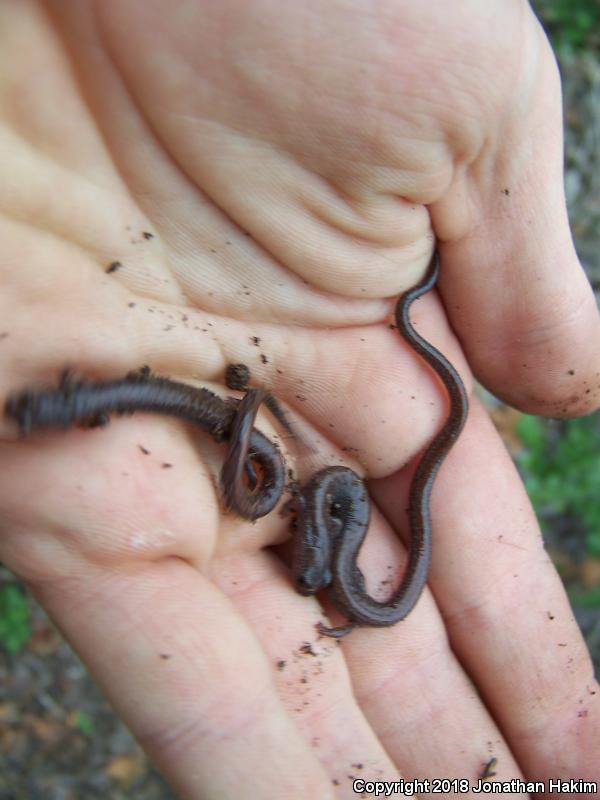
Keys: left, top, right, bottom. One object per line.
{"left": 1, "top": 1, "right": 598, "bottom": 798}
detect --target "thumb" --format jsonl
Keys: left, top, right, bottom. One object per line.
{"left": 431, "top": 16, "right": 600, "bottom": 417}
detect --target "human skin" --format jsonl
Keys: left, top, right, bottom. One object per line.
{"left": 0, "top": 1, "right": 599, "bottom": 798}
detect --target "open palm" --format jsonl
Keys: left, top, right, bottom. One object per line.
{"left": 1, "top": 2, "right": 599, "bottom": 797}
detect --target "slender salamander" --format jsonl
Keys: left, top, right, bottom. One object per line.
{"left": 4, "top": 249, "right": 467, "bottom": 635}
{"left": 291, "top": 250, "right": 469, "bottom": 636}
{"left": 4, "top": 366, "right": 285, "bottom": 521}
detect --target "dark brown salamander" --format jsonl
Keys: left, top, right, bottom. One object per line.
{"left": 4, "top": 367, "right": 284, "bottom": 521}
{"left": 291, "top": 251, "right": 469, "bottom": 636}
{"left": 4, "top": 248, "right": 466, "bottom": 635}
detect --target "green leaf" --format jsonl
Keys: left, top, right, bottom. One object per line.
{"left": 516, "top": 414, "right": 546, "bottom": 454}
{"left": 533, "top": 0, "right": 600, "bottom": 54}
{"left": 0, "top": 584, "right": 32, "bottom": 654}
{"left": 569, "top": 585, "right": 600, "bottom": 609}
{"left": 516, "top": 414, "right": 600, "bottom": 558}
{"left": 73, "top": 710, "right": 95, "bottom": 736}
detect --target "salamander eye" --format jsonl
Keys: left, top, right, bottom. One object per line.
{"left": 328, "top": 498, "right": 347, "bottom": 522}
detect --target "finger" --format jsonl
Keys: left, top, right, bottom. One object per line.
{"left": 212, "top": 551, "right": 414, "bottom": 788}
{"left": 430, "top": 17, "right": 600, "bottom": 416}
{"left": 433, "top": 401, "right": 600, "bottom": 783}
{"left": 279, "top": 511, "right": 526, "bottom": 790}
{"left": 372, "top": 399, "right": 600, "bottom": 785}
{"left": 28, "top": 558, "right": 338, "bottom": 800}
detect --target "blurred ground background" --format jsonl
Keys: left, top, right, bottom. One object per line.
{"left": 1, "top": 2, "right": 599, "bottom": 798}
